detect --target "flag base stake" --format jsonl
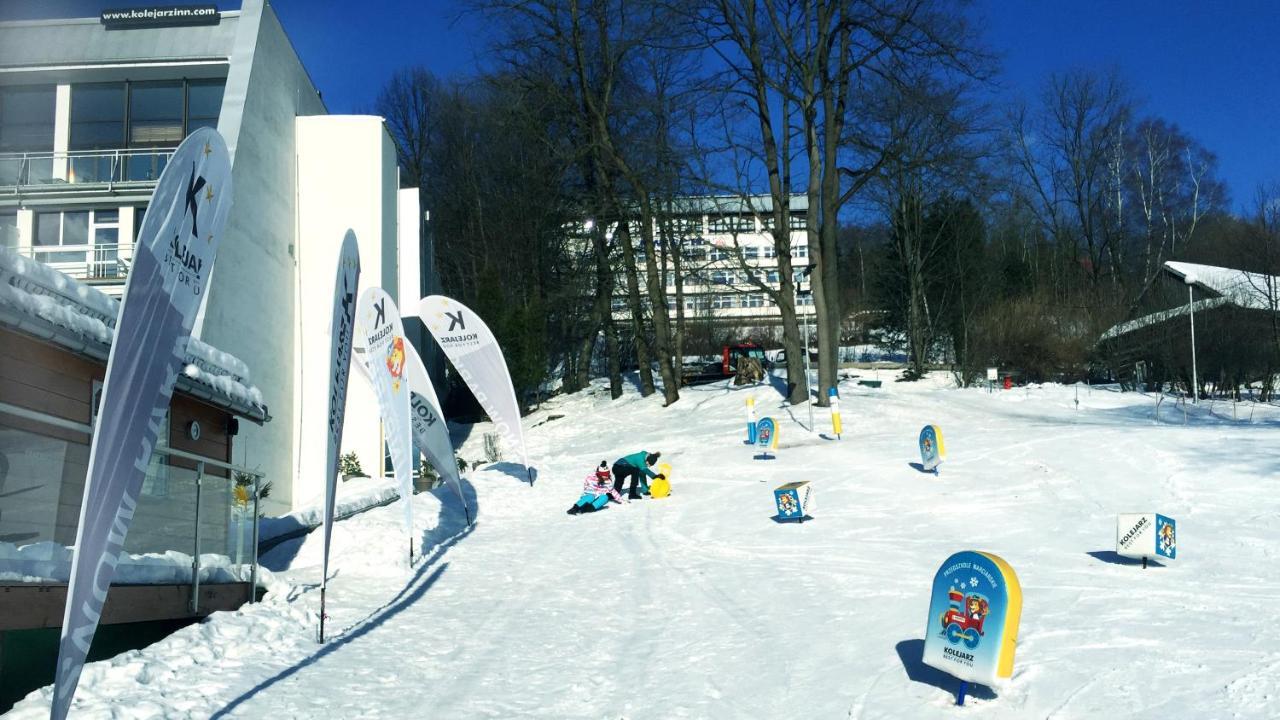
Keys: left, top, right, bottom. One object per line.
{"left": 318, "top": 587, "right": 327, "bottom": 643}
{"left": 956, "top": 680, "right": 968, "bottom": 706}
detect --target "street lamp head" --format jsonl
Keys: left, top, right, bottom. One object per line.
{"left": 1183, "top": 273, "right": 1197, "bottom": 286}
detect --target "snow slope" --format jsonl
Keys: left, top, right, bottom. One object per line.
{"left": 9, "top": 375, "right": 1280, "bottom": 719}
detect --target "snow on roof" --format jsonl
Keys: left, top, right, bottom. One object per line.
{"left": 1101, "top": 261, "right": 1279, "bottom": 341}
{"left": 1164, "top": 261, "right": 1279, "bottom": 311}
{"left": 0, "top": 247, "right": 267, "bottom": 421}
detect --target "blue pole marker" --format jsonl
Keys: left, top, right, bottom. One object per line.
{"left": 746, "top": 396, "right": 758, "bottom": 444}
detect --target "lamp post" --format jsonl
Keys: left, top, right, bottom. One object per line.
{"left": 1184, "top": 273, "right": 1198, "bottom": 404}
{"left": 795, "top": 266, "right": 815, "bottom": 431}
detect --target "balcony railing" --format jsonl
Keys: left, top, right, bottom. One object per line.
{"left": 12, "top": 242, "right": 132, "bottom": 283}
{"left": 0, "top": 147, "right": 178, "bottom": 190}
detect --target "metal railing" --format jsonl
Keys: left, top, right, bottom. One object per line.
{"left": 0, "top": 401, "right": 266, "bottom": 610}
{"left": 0, "top": 147, "right": 178, "bottom": 190}
{"left": 12, "top": 243, "right": 132, "bottom": 282}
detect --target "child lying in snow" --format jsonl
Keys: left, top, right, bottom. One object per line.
{"left": 567, "top": 462, "right": 624, "bottom": 515}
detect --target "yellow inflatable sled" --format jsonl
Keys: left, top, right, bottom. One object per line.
{"left": 649, "top": 462, "right": 673, "bottom": 498}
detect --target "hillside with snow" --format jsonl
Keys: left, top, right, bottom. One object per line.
{"left": 10, "top": 373, "right": 1280, "bottom": 719}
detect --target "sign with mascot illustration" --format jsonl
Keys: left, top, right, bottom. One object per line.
{"left": 919, "top": 424, "right": 945, "bottom": 473}
{"left": 1116, "top": 513, "right": 1176, "bottom": 561}
{"left": 922, "top": 551, "right": 1022, "bottom": 686}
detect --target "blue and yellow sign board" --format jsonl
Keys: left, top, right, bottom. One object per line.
{"left": 919, "top": 424, "right": 945, "bottom": 473}
{"left": 774, "top": 481, "right": 813, "bottom": 521}
{"left": 922, "top": 551, "right": 1022, "bottom": 685}
{"left": 756, "top": 417, "right": 779, "bottom": 451}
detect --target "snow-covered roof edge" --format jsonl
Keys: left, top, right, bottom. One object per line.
{"left": 0, "top": 247, "right": 268, "bottom": 423}
{"left": 1164, "top": 261, "right": 1280, "bottom": 311}
{"left": 1101, "top": 261, "right": 1280, "bottom": 341}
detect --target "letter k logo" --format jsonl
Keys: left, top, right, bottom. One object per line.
{"left": 446, "top": 311, "right": 465, "bottom": 332}
{"left": 184, "top": 163, "right": 207, "bottom": 238}
{"left": 374, "top": 299, "right": 386, "bottom": 327}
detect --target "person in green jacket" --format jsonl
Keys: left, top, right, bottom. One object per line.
{"left": 611, "top": 451, "right": 664, "bottom": 500}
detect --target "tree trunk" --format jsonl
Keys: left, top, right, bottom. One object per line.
{"left": 617, "top": 221, "right": 656, "bottom": 395}
{"left": 638, "top": 202, "right": 681, "bottom": 405}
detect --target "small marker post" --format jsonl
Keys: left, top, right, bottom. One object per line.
{"left": 409, "top": 537, "right": 415, "bottom": 566}
{"left": 1142, "top": 556, "right": 1148, "bottom": 570}
{"left": 957, "top": 680, "right": 969, "bottom": 706}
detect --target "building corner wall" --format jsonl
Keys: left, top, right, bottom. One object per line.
{"left": 294, "top": 115, "right": 400, "bottom": 507}
{"left": 203, "top": 0, "right": 326, "bottom": 514}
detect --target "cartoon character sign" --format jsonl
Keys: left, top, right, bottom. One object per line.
{"left": 919, "top": 424, "right": 945, "bottom": 473}
{"left": 385, "top": 335, "right": 406, "bottom": 390}
{"left": 1156, "top": 515, "right": 1176, "bottom": 559}
{"left": 777, "top": 492, "right": 798, "bottom": 516}
{"left": 922, "top": 551, "right": 1022, "bottom": 685}
{"left": 756, "top": 417, "right": 777, "bottom": 449}
{"left": 773, "top": 481, "right": 813, "bottom": 521}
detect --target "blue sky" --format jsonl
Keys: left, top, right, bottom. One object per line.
{"left": 4, "top": 0, "right": 1276, "bottom": 211}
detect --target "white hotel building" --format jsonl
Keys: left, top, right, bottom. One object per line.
{"left": 0, "top": 0, "right": 433, "bottom": 514}
{"left": 604, "top": 195, "right": 817, "bottom": 332}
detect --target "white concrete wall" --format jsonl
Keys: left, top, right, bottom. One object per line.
{"left": 294, "top": 115, "right": 400, "bottom": 507}
{"left": 396, "top": 188, "right": 427, "bottom": 359}
{"left": 397, "top": 188, "right": 420, "bottom": 321}
{"left": 202, "top": 0, "right": 326, "bottom": 514}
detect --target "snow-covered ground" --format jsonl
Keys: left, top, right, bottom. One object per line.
{"left": 10, "top": 374, "right": 1280, "bottom": 718}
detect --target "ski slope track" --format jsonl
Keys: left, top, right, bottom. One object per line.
{"left": 10, "top": 374, "right": 1280, "bottom": 718}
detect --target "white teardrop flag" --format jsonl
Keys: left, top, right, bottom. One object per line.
{"left": 319, "top": 231, "right": 359, "bottom": 641}
{"left": 355, "top": 288, "right": 416, "bottom": 560}
{"left": 51, "top": 127, "right": 233, "bottom": 720}
{"left": 418, "top": 295, "right": 530, "bottom": 482}
{"left": 404, "top": 341, "right": 471, "bottom": 524}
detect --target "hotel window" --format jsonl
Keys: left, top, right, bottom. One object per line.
{"left": 69, "top": 80, "right": 226, "bottom": 182}
{"left": 33, "top": 209, "right": 119, "bottom": 268}
{"left": 672, "top": 216, "right": 703, "bottom": 236}
{"left": 70, "top": 83, "right": 127, "bottom": 150}
{"left": 766, "top": 270, "right": 780, "bottom": 284}
{"left": 186, "top": 79, "right": 225, "bottom": 133}
{"left": 709, "top": 246, "right": 731, "bottom": 262}
{"left": 91, "top": 210, "right": 122, "bottom": 277}
{"left": 792, "top": 244, "right": 808, "bottom": 259}
{"left": 789, "top": 214, "right": 807, "bottom": 230}
{"left": 742, "top": 246, "right": 759, "bottom": 260}
{"left": 712, "top": 294, "right": 737, "bottom": 309}
{"left": 0, "top": 85, "right": 57, "bottom": 184}
{"left": 128, "top": 82, "right": 183, "bottom": 181}
{"left": 0, "top": 212, "right": 17, "bottom": 249}
{"left": 745, "top": 294, "right": 766, "bottom": 308}
{"left": 708, "top": 215, "right": 753, "bottom": 233}
{"left": 35, "top": 211, "right": 90, "bottom": 263}
{"left": 69, "top": 83, "right": 126, "bottom": 183}
{"left": 762, "top": 245, "right": 777, "bottom": 258}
